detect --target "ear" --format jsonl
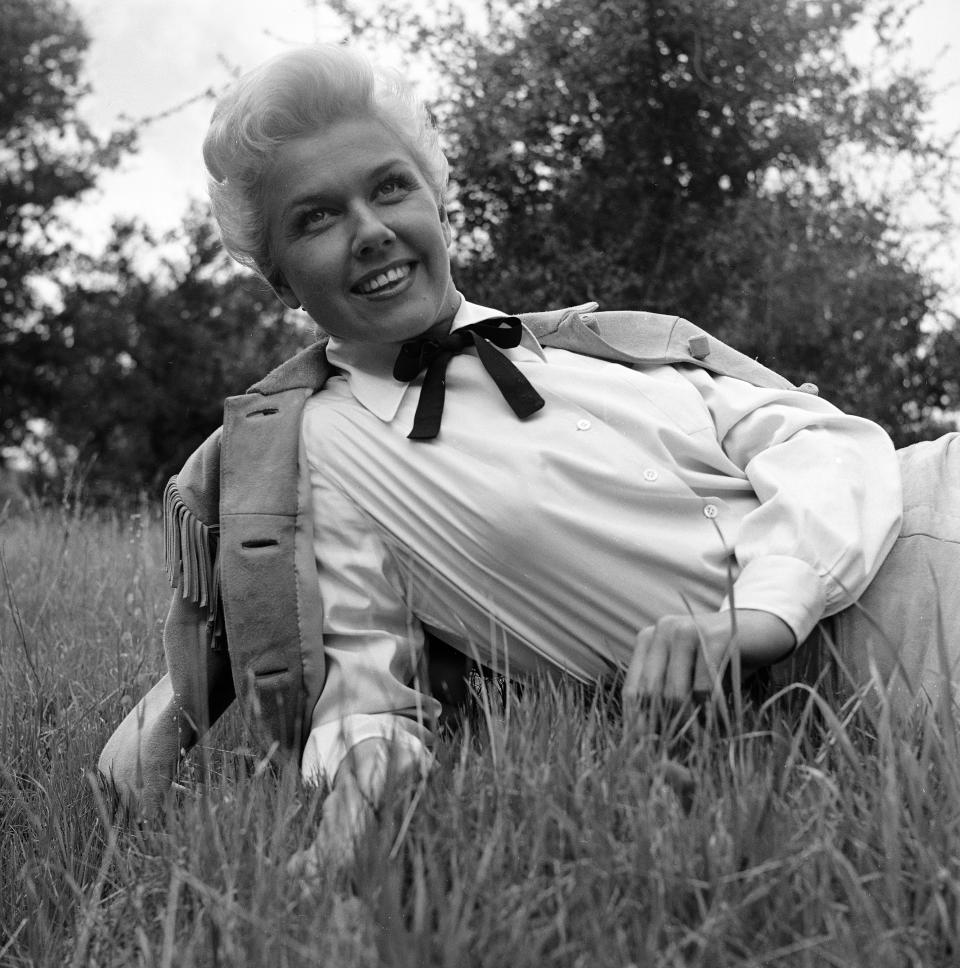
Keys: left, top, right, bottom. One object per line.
{"left": 439, "top": 203, "right": 452, "bottom": 248}
{"left": 267, "top": 271, "right": 301, "bottom": 310}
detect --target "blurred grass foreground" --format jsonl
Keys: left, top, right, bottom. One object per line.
{"left": 3, "top": 504, "right": 960, "bottom": 968}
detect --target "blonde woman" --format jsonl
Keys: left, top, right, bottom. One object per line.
{"left": 99, "top": 44, "right": 960, "bottom": 873}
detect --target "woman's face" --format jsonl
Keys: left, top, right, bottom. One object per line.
{"left": 262, "top": 116, "right": 459, "bottom": 344}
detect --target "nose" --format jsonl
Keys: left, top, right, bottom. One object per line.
{"left": 351, "top": 204, "right": 396, "bottom": 258}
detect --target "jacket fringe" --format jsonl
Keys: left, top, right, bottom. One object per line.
{"left": 163, "top": 477, "right": 225, "bottom": 648}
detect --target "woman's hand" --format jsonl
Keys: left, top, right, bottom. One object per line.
{"left": 287, "top": 737, "right": 427, "bottom": 879}
{"left": 622, "top": 609, "right": 796, "bottom": 705}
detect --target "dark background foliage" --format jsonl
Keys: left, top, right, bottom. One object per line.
{"left": 411, "top": 0, "right": 956, "bottom": 441}
{"left": 1, "top": 0, "right": 132, "bottom": 458}
{"left": 2, "top": 0, "right": 958, "bottom": 501}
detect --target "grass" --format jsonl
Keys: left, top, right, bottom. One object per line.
{"left": 3, "top": 504, "right": 960, "bottom": 966}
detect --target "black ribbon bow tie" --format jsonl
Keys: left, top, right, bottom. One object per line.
{"left": 392, "top": 316, "right": 545, "bottom": 440}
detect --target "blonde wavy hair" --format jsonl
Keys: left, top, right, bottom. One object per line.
{"left": 202, "top": 44, "right": 449, "bottom": 281}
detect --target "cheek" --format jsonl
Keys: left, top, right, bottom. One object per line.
{"left": 422, "top": 221, "right": 452, "bottom": 264}
{"left": 409, "top": 208, "right": 448, "bottom": 248}
{"left": 290, "top": 245, "right": 337, "bottom": 288}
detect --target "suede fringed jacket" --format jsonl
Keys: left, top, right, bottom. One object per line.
{"left": 98, "top": 303, "right": 809, "bottom": 807}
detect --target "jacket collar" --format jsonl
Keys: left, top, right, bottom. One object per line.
{"left": 246, "top": 340, "right": 332, "bottom": 396}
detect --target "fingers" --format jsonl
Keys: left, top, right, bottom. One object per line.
{"left": 692, "top": 641, "right": 722, "bottom": 695}
{"left": 624, "top": 616, "right": 695, "bottom": 704}
{"left": 623, "top": 613, "right": 732, "bottom": 707}
{"left": 624, "top": 624, "right": 668, "bottom": 700}
{"left": 287, "top": 783, "right": 371, "bottom": 880}
{"left": 286, "top": 843, "right": 324, "bottom": 880}
{"left": 286, "top": 835, "right": 358, "bottom": 880}
{"left": 664, "top": 621, "right": 699, "bottom": 699}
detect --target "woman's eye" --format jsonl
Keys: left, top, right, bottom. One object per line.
{"left": 301, "top": 208, "right": 331, "bottom": 230}
{"left": 377, "top": 175, "right": 413, "bottom": 199}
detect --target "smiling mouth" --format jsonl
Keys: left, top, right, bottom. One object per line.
{"left": 353, "top": 262, "right": 415, "bottom": 295}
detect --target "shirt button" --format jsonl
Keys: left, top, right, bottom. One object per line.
{"left": 576, "top": 419, "right": 592, "bottom": 431}
{"left": 703, "top": 504, "right": 719, "bottom": 519}
{"left": 643, "top": 468, "right": 659, "bottom": 482}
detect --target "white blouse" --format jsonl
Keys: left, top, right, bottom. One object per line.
{"left": 298, "top": 297, "right": 901, "bottom": 782}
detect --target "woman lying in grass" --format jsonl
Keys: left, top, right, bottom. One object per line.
{"left": 99, "top": 43, "right": 960, "bottom": 873}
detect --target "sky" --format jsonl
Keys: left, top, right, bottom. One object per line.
{"left": 68, "top": 0, "right": 960, "bottom": 303}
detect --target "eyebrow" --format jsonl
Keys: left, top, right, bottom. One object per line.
{"left": 281, "top": 157, "right": 416, "bottom": 225}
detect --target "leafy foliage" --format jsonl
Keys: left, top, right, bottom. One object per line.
{"left": 0, "top": 0, "right": 311, "bottom": 498}
{"left": 337, "top": 0, "right": 959, "bottom": 442}
{"left": 5, "top": 0, "right": 959, "bottom": 497}
{"left": 0, "top": 0, "right": 134, "bottom": 451}
{"left": 32, "top": 214, "right": 311, "bottom": 499}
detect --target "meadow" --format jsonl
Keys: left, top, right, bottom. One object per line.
{"left": 2, "top": 503, "right": 960, "bottom": 967}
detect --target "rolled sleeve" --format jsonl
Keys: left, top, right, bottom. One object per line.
{"left": 684, "top": 368, "right": 903, "bottom": 636}
{"left": 720, "top": 555, "right": 826, "bottom": 644}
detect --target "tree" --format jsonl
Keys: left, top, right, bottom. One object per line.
{"left": 335, "top": 0, "right": 958, "bottom": 442}
{"left": 0, "top": 0, "right": 133, "bottom": 453}
{"left": 31, "top": 213, "right": 311, "bottom": 499}
{"left": 1, "top": 0, "right": 311, "bottom": 498}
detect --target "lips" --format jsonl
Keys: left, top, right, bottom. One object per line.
{"left": 352, "top": 262, "right": 415, "bottom": 295}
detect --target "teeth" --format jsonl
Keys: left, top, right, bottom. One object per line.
{"left": 357, "top": 264, "right": 410, "bottom": 294}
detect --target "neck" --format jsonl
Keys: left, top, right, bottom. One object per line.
{"left": 413, "top": 287, "right": 462, "bottom": 342}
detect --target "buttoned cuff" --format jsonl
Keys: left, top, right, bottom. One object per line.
{"left": 720, "top": 555, "right": 827, "bottom": 645}
{"left": 300, "top": 713, "right": 434, "bottom": 787}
